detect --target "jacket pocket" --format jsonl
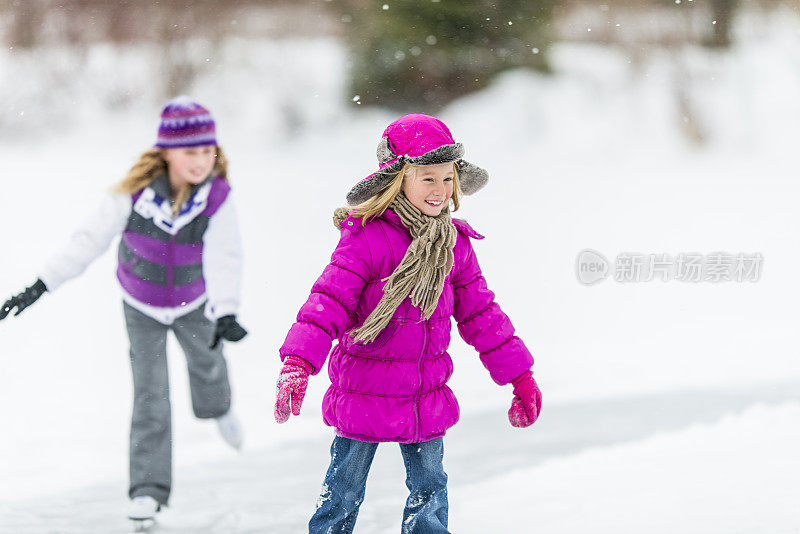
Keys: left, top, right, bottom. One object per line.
{"left": 341, "top": 320, "right": 399, "bottom": 355}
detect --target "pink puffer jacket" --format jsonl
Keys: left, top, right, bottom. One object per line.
{"left": 279, "top": 209, "right": 533, "bottom": 443}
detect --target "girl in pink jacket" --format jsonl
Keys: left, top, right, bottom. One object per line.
{"left": 274, "top": 114, "right": 540, "bottom": 534}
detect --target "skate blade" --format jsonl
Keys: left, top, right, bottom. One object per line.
{"left": 130, "top": 517, "right": 156, "bottom": 532}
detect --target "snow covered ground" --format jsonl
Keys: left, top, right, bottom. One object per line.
{"left": 1, "top": 12, "right": 799, "bottom": 533}
{"left": 2, "top": 387, "right": 798, "bottom": 533}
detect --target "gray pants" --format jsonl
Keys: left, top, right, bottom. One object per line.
{"left": 123, "top": 302, "right": 231, "bottom": 505}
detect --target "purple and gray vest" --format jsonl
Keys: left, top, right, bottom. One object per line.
{"left": 116, "top": 175, "right": 230, "bottom": 308}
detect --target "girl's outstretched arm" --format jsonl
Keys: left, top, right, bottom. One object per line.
{"left": 203, "top": 194, "right": 248, "bottom": 349}
{"left": 275, "top": 220, "right": 370, "bottom": 423}
{"left": 279, "top": 220, "right": 371, "bottom": 375}
{"left": 451, "top": 236, "right": 534, "bottom": 386}
{"left": 38, "top": 192, "right": 131, "bottom": 292}
{"left": 2, "top": 192, "right": 129, "bottom": 320}
{"left": 202, "top": 195, "right": 243, "bottom": 321}
{"left": 452, "top": 236, "right": 540, "bottom": 426}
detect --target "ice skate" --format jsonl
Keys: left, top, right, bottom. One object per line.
{"left": 216, "top": 410, "right": 243, "bottom": 450}
{"left": 128, "top": 495, "right": 160, "bottom": 531}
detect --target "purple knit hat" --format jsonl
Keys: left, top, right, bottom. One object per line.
{"left": 154, "top": 95, "right": 217, "bottom": 149}
{"left": 346, "top": 113, "right": 489, "bottom": 205}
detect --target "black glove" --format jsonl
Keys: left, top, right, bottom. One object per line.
{"left": 210, "top": 314, "right": 248, "bottom": 349}
{"left": 0, "top": 279, "right": 47, "bottom": 320}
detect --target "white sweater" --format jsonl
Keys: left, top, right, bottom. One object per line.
{"left": 38, "top": 191, "right": 243, "bottom": 325}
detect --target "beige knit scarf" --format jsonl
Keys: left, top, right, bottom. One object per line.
{"left": 333, "top": 192, "right": 458, "bottom": 343}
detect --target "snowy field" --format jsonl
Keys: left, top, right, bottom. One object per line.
{"left": 1, "top": 13, "right": 800, "bottom": 534}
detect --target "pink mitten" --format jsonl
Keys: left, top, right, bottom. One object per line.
{"left": 274, "top": 355, "right": 313, "bottom": 423}
{"left": 507, "top": 370, "right": 541, "bottom": 428}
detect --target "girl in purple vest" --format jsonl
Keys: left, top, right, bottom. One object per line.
{"left": 0, "top": 96, "right": 247, "bottom": 523}
{"left": 274, "top": 114, "right": 542, "bottom": 534}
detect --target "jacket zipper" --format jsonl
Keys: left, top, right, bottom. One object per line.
{"left": 167, "top": 235, "right": 175, "bottom": 308}
{"left": 413, "top": 319, "right": 429, "bottom": 443}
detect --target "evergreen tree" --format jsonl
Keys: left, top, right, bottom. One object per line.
{"left": 332, "top": 0, "right": 555, "bottom": 111}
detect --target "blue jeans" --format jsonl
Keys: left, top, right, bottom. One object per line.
{"left": 309, "top": 436, "right": 449, "bottom": 534}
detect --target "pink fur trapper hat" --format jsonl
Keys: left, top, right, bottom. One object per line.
{"left": 346, "top": 114, "right": 489, "bottom": 205}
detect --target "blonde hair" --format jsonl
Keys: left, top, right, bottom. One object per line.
{"left": 350, "top": 163, "right": 461, "bottom": 224}
{"left": 112, "top": 146, "right": 229, "bottom": 215}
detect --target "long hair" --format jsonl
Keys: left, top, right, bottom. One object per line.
{"left": 112, "top": 146, "right": 229, "bottom": 215}
{"left": 349, "top": 163, "right": 461, "bottom": 224}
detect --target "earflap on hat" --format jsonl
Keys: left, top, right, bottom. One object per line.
{"left": 376, "top": 136, "right": 396, "bottom": 164}
{"left": 455, "top": 159, "right": 489, "bottom": 195}
{"left": 346, "top": 169, "right": 397, "bottom": 206}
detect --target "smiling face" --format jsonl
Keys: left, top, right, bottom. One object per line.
{"left": 401, "top": 162, "right": 455, "bottom": 216}
{"left": 162, "top": 144, "right": 217, "bottom": 195}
